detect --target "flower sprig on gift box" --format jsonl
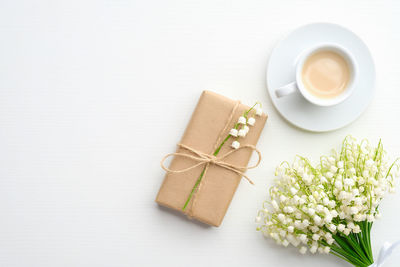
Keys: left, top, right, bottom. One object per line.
{"left": 229, "top": 106, "right": 262, "bottom": 150}
{"left": 256, "top": 136, "right": 400, "bottom": 267}
{"left": 182, "top": 102, "right": 263, "bottom": 211}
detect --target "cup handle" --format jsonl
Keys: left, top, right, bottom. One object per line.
{"left": 275, "top": 82, "right": 299, "bottom": 98}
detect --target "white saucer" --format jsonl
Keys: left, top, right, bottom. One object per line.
{"left": 266, "top": 23, "right": 375, "bottom": 132}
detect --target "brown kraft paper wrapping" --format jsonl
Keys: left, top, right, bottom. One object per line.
{"left": 156, "top": 90, "right": 267, "bottom": 227}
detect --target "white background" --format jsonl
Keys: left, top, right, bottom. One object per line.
{"left": 0, "top": 0, "right": 399, "bottom": 266}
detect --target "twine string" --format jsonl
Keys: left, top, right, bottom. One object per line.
{"left": 160, "top": 143, "right": 262, "bottom": 185}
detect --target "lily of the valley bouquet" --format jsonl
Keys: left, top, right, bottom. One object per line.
{"left": 256, "top": 137, "right": 400, "bottom": 266}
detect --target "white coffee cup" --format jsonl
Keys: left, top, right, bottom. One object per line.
{"left": 275, "top": 44, "right": 357, "bottom": 107}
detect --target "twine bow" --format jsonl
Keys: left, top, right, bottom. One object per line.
{"left": 160, "top": 143, "right": 262, "bottom": 185}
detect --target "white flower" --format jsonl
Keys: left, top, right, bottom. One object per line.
{"left": 354, "top": 214, "right": 364, "bottom": 221}
{"left": 310, "top": 245, "right": 318, "bottom": 254}
{"left": 247, "top": 117, "right": 256, "bottom": 126}
{"left": 231, "top": 141, "right": 240, "bottom": 149}
{"left": 238, "top": 116, "right": 246, "bottom": 124}
{"left": 313, "top": 215, "right": 322, "bottom": 225}
{"left": 324, "top": 246, "right": 330, "bottom": 254}
{"left": 367, "top": 214, "right": 374, "bottom": 222}
{"left": 328, "top": 200, "right": 336, "bottom": 208}
{"left": 287, "top": 226, "right": 294, "bottom": 233}
{"left": 330, "top": 210, "right": 338, "bottom": 217}
{"left": 255, "top": 216, "right": 261, "bottom": 223}
{"left": 337, "top": 224, "right": 345, "bottom": 232}
{"left": 287, "top": 234, "right": 298, "bottom": 246}
{"left": 326, "top": 172, "right": 334, "bottom": 179}
{"left": 299, "top": 234, "right": 307, "bottom": 244}
{"left": 353, "top": 225, "right": 361, "bottom": 233}
{"left": 229, "top": 128, "right": 238, "bottom": 137}
{"left": 278, "top": 230, "right": 286, "bottom": 238}
{"left": 335, "top": 180, "right": 343, "bottom": 190}
{"left": 328, "top": 157, "right": 336, "bottom": 164}
{"left": 282, "top": 239, "right": 289, "bottom": 247}
{"left": 344, "top": 178, "right": 355, "bottom": 187}
{"left": 328, "top": 224, "right": 336, "bottom": 232}
{"left": 294, "top": 220, "right": 302, "bottom": 229}
{"left": 312, "top": 234, "right": 320, "bottom": 241}
{"left": 324, "top": 215, "right": 333, "bottom": 224}
{"left": 277, "top": 213, "right": 285, "bottom": 222}
{"left": 308, "top": 208, "right": 316, "bottom": 216}
{"left": 353, "top": 197, "right": 361, "bottom": 206}
{"left": 343, "top": 228, "right": 351, "bottom": 236}
{"left": 271, "top": 200, "right": 279, "bottom": 211}
{"left": 339, "top": 211, "right": 346, "bottom": 219}
{"left": 255, "top": 107, "right": 262, "bottom": 116}
{"left": 350, "top": 206, "right": 359, "bottom": 215}
{"left": 338, "top": 191, "right": 348, "bottom": 200}
{"left": 290, "top": 187, "right": 298, "bottom": 195}
{"left": 242, "top": 125, "right": 250, "bottom": 133}
{"left": 366, "top": 159, "right": 374, "bottom": 167}
{"left": 302, "top": 219, "right": 310, "bottom": 228}
{"left": 238, "top": 129, "right": 247, "bottom": 137}
{"left": 352, "top": 189, "right": 360, "bottom": 196}
{"left": 299, "top": 246, "right": 307, "bottom": 254}
{"left": 283, "top": 206, "right": 294, "bottom": 213}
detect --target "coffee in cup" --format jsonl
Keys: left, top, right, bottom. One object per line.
{"left": 275, "top": 44, "right": 357, "bottom": 107}
{"left": 301, "top": 50, "right": 351, "bottom": 99}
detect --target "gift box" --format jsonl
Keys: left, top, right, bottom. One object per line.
{"left": 156, "top": 90, "right": 267, "bottom": 227}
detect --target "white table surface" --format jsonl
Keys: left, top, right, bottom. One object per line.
{"left": 1, "top": 1, "right": 400, "bottom": 266}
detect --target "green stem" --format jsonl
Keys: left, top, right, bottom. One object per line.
{"left": 385, "top": 157, "right": 400, "bottom": 178}
{"left": 330, "top": 245, "right": 366, "bottom": 267}
{"left": 182, "top": 134, "right": 231, "bottom": 211}
{"left": 359, "top": 221, "right": 373, "bottom": 262}
{"left": 214, "top": 134, "right": 232, "bottom": 156}
{"left": 182, "top": 168, "right": 206, "bottom": 210}
{"left": 328, "top": 224, "right": 375, "bottom": 267}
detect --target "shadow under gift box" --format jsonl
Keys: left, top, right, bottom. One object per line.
{"left": 156, "top": 90, "right": 268, "bottom": 227}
